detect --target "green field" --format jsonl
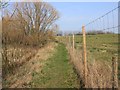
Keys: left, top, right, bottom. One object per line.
{"left": 65, "top": 34, "right": 118, "bottom": 63}
{"left": 58, "top": 34, "right": 118, "bottom": 62}
{"left": 59, "top": 34, "right": 119, "bottom": 85}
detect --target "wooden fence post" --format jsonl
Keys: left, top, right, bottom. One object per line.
{"left": 72, "top": 33, "right": 74, "bottom": 51}
{"left": 82, "top": 25, "right": 87, "bottom": 87}
{"left": 69, "top": 35, "right": 70, "bottom": 47}
{"left": 112, "top": 57, "right": 118, "bottom": 88}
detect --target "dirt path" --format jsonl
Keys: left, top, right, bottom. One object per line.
{"left": 31, "top": 43, "right": 80, "bottom": 88}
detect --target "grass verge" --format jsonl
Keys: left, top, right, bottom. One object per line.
{"left": 31, "top": 43, "right": 80, "bottom": 88}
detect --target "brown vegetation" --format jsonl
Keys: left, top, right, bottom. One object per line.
{"left": 3, "top": 43, "right": 56, "bottom": 88}
{"left": 2, "top": 2, "right": 59, "bottom": 47}
{"left": 2, "top": 2, "right": 59, "bottom": 84}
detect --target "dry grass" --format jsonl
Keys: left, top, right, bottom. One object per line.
{"left": 3, "top": 42, "right": 56, "bottom": 88}
{"left": 66, "top": 44, "right": 113, "bottom": 88}
{"left": 2, "top": 45, "right": 37, "bottom": 75}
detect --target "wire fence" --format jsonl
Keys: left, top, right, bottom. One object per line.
{"left": 82, "top": 5, "right": 119, "bottom": 88}
{"left": 59, "top": 4, "right": 120, "bottom": 88}
{"left": 85, "top": 5, "right": 119, "bottom": 34}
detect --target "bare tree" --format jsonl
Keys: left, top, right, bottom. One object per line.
{"left": 0, "top": 1, "right": 9, "bottom": 9}
{"left": 2, "top": 2, "right": 59, "bottom": 45}
{"left": 12, "top": 2, "right": 59, "bottom": 35}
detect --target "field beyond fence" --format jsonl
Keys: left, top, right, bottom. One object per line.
{"left": 57, "top": 4, "right": 119, "bottom": 88}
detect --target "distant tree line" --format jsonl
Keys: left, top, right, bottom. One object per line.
{"left": 74, "top": 30, "right": 114, "bottom": 35}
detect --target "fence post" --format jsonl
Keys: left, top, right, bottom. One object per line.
{"left": 112, "top": 57, "right": 118, "bottom": 88}
{"left": 82, "top": 25, "right": 87, "bottom": 87}
{"left": 72, "top": 33, "right": 74, "bottom": 51}
{"left": 69, "top": 35, "right": 70, "bottom": 47}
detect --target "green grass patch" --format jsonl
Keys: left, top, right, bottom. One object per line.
{"left": 71, "top": 34, "right": 118, "bottom": 62}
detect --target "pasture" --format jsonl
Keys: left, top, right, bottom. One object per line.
{"left": 58, "top": 33, "right": 119, "bottom": 88}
